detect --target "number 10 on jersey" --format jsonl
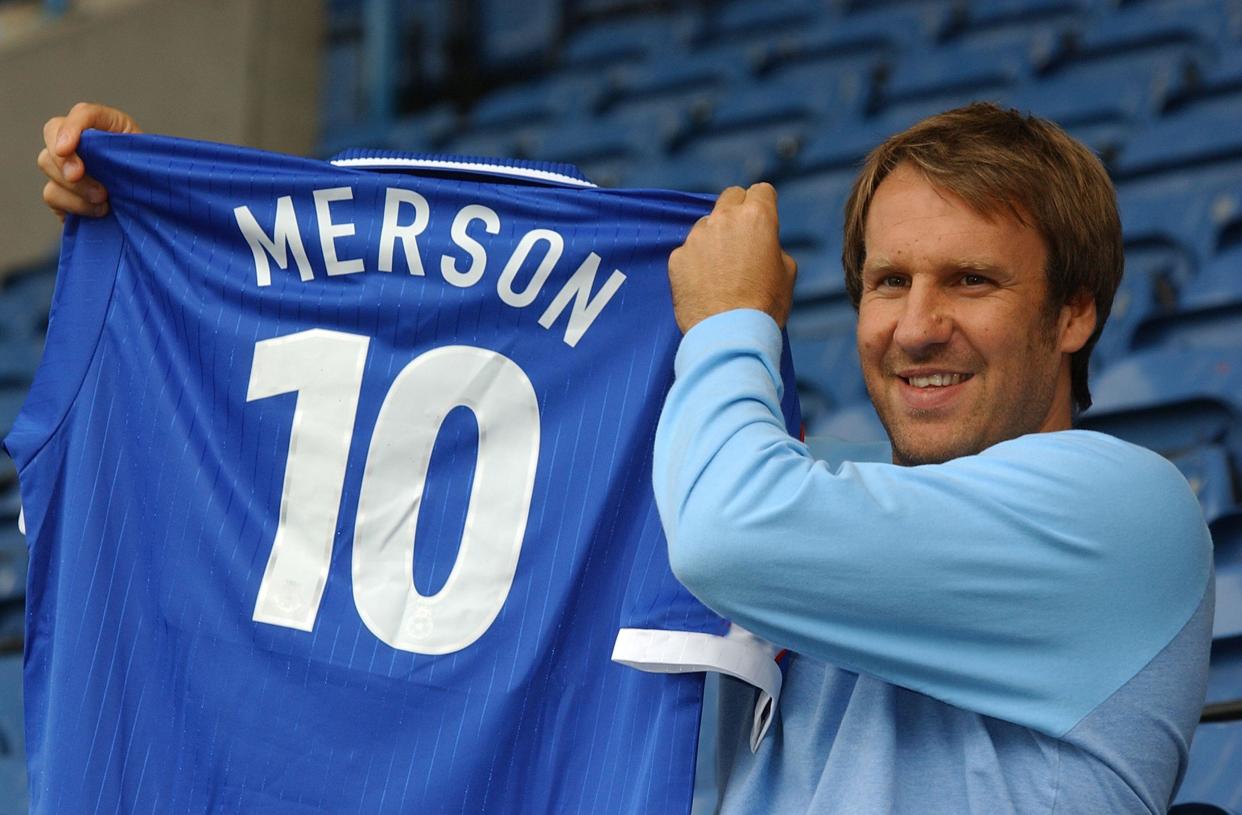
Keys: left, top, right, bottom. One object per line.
{"left": 245, "top": 328, "right": 541, "bottom": 655}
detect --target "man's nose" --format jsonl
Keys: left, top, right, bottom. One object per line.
{"left": 892, "top": 281, "right": 953, "bottom": 355}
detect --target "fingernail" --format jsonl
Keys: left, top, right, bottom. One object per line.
{"left": 56, "top": 130, "right": 70, "bottom": 150}
{"left": 63, "top": 157, "right": 79, "bottom": 175}
{"left": 92, "top": 205, "right": 108, "bottom": 217}
{"left": 87, "top": 186, "right": 106, "bottom": 204}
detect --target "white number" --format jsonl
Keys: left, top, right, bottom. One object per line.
{"left": 353, "top": 346, "right": 539, "bottom": 654}
{"left": 246, "top": 331, "right": 540, "bottom": 654}
{"left": 247, "top": 329, "right": 369, "bottom": 631}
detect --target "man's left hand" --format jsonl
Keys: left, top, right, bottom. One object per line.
{"left": 667, "top": 182, "right": 797, "bottom": 334}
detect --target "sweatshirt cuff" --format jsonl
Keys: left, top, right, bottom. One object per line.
{"left": 675, "top": 309, "right": 784, "bottom": 377}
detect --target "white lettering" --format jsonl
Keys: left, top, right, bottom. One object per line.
{"left": 538, "top": 252, "right": 627, "bottom": 348}
{"left": 498, "top": 229, "right": 563, "bottom": 308}
{"left": 378, "top": 188, "right": 430, "bottom": 275}
{"left": 314, "top": 187, "right": 365, "bottom": 277}
{"left": 234, "top": 196, "right": 314, "bottom": 287}
{"left": 441, "top": 204, "right": 500, "bottom": 288}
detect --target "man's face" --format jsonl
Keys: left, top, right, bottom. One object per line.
{"left": 856, "top": 163, "right": 1084, "bottom": 466}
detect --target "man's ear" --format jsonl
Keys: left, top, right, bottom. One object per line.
{"left": 1058, "top": 292, "right": 1096, "bottom": 354}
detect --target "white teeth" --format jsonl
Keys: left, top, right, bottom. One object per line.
{"left": 909, "top": 373, "right": 964, "bottom": 388}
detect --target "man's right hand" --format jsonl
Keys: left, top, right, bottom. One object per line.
{"left": 38, "top": 103, "right": 142, "bottom": 222}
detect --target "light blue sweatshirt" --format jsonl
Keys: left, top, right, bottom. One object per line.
{"left": 655, "top": 310, "right": 1214, "bottom": 814}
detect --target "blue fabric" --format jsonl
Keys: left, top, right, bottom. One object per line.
{"left": 658, "top": 309, "right": 1214, "bottom": 814}
{"left": 5, "top": 133, "right": 802, "bottom": 814}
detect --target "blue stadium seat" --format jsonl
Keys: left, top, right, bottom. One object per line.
{"left": 777, "top": 172, "right": 854, "bottom": 301}
{"left": 828, "top": 2, "right": 955, "bottom": 48}
{"left": 1174, "top": 720, "right": 1242, "bottom": 812}
{"left": 476, "top": 0, "right": 560, "bottom": 72}
{"left": 787, "top": 298, "right": 870, "bottom": 414}
{"left": 0, "top": 266, "right": 56, "bottom": 343}
{"left": 1092, "top": 244, "right": 1182, "bottom": 366}
{"left": 1068, "top": 0, "right": 1226, "bottom": 57}
{"left": 1080, "top": 345, "right": 1242, "bottom": 457}
{"left": 674, "top": 82, "right": 816, "bottom": 185}
{"left": 1113, "top": 107, "right": 1242, "bottom": 180}
{"left": 696, "top": 0, "right": 822, "bottom": 46}
{"left": 1116, "top": 176, "right": 1236, "bottom": 269}
{"left": 1212, "top": 512, "right": 1242, "bottom": 641}
{"left": 0, "top": 523, "right": 25, "bottom": 603}
{"left": 1166, "top": 49, "right": 1242, "bottom": 117}
{"left": 948, "top": 0, "right": 1092, "bottom": 43}
{"left": 1184, "top": 246, "right": 1242, "bottom": 310}
{"left": 598, "top": 49, "right": 744, "bottom": 120}
{"left": 812, "top": 399, "right": 888, "bottom": 443}
{"left": 1170, "top": 445, "right": 1236, "bottom": 525}
{"left": 0, "top": 757, "right": 26, "bottom": 815}
{"left": 560, "top": 12, "right": 696, "bottom": 71}
{"left": 1001, "top": 61, "right": 1159, "bottom": 130}
{"left": 0, "top": 337, "right": 40, "bottom": 388}
{"left": 877, "top": 39, "right": 1038, "bottom": 113}
{"left": 467, "top": 74, "right": 598, "bottom": 131}
{"left": 796, "top": 110, "right": 926, "bottom": 176}
{"left": 376, "top": 104, "right": 457, "bottom": 154}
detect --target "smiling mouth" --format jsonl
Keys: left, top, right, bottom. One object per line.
{"left": 899, "top": 373, "right": 974, "bottom": 388}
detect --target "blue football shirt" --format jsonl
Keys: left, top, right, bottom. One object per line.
{"left": 4, "top": 132, "right": 797, "bottom": 814}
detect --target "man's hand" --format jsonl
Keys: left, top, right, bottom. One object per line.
{"left": 667, "top": 182, "right": 797, "bottom": 334}
{"left": 38, "top": 102, "right": 142, "bottom": 222}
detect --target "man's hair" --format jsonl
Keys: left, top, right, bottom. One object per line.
{"left": 841, "top": 101, "right": 1123, "bottom": 412}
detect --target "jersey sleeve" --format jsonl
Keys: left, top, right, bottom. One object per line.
{"left": 654, "top": 308, "right": 1214, "bottom": 738}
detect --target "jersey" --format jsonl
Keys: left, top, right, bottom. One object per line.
{"left": 3, "top": 132, "right": 799, "bottom": 814}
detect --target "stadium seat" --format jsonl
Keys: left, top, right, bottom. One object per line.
{"left": 787, "top": 298, "right": 870, "bottom": 414}
{"left": 375, "top": 104, "right": 457, "bottom": 154}
{"left": 467, "top": 74, "right": 598, "bottom": 131}
{"left": 559, "top": 12, "right": 696, "bottom": 71}
{"left": 1079, "top": 345, "right": 1242, "bottom": 457}
{"left": 475, "top": 0, "right": 560, "bottom": 72}
{"left": 1166, "top": 49, "right": 1242, "bottom": 116}
{"left": 695, "top": 0, "right": 822, "bottom": 46}
{"left": 1092, "top": 244, "right": 1181, "bottom": 367}
{"left": 945, "top": 0, "right": 1091, "bottom": 46}
{"left": 0, "top": 267, "right": 56, "bottom": 343}
{"left": 1173, "top": 720, "right": 1242, "bottom": 812}
{"left": 1116, "top": 176, "right": 1235, "bottom": 269}
{"left": 1170, "top": 446, "right": 1236, "bottom": 526}
{"left": 1184, "top": 246, "right": 1242, "bottom": 310}
{"left": 876, "top": 38, "right": 1038, "bottom": 114}
{"left": 1113, "top": 107, "right": 1242, "bottom": 180}
{"left": 777, "top": 172, "right": 854, "bottom": 300}
{"left": 812, "top": 399, "right": 888, "bottom": 443}
{"left": 0, "top": 523, "right": 25, "bottom": 604}
{"left": 1206, "top": 637, "right": 1242, "bottom": 716}
{"left": 1213, "top": 512, "right": 1242, "bottom": 641}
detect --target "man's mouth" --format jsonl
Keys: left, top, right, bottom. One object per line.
{"left": 899, "top": 372, "right": 973, "bottom": 388}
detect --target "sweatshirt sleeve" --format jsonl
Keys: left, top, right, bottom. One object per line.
{"left": 654, "top": 309, "right": 1214, "bottom": 737}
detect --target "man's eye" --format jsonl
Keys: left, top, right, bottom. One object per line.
{"left": 962, "top": 273, "right": 989, "bottom": 286}
{"left": 881, "top": 275, "right": 906, "bottom": 288}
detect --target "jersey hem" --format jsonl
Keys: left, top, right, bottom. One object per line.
{"left": 612, "top": 626, "right": 783, "bottom": 750}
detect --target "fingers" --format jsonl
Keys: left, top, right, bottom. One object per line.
{"left": 711, "top": 185, "right": 746, "bottom": 214}
{"left": 37, "top": 145, "right": 108, "bottom": 213}
{"left": 52, "top": 102, "right": 142, "bottom": 158}
{"left": 42, "top": 179, "right": 108, "bottom": 220}
{"left": 39, "top": 102, "right": 140, "bottom": 220}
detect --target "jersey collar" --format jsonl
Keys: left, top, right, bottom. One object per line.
{"left": 329, "top": 149, "right": 596, "bottom": 188}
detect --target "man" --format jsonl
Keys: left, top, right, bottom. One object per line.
{"left": 39, "top": 102, "right": 1212, "bottom": 814}
{"left": 659, "top": 103, "right": 1212, "bottom": 813}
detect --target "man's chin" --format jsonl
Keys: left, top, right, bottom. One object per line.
{"left": 884, "top": 426, "right": 980, "bottom": 467}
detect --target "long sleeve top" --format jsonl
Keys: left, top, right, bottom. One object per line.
{"left": 655, "top": 309, "right": 1214, "bottom": 814}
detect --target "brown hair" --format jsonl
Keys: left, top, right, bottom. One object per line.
{"left": 841, "top": 102, "right": 1123, "bottom": 412}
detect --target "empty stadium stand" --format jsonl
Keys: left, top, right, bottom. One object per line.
{"left": 3, "top": 0, "right": 1242, "bottom": 811}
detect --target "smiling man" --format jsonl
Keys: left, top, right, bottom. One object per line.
{"left": 659, "top": 103, "right": 1214, "bottom": 813}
